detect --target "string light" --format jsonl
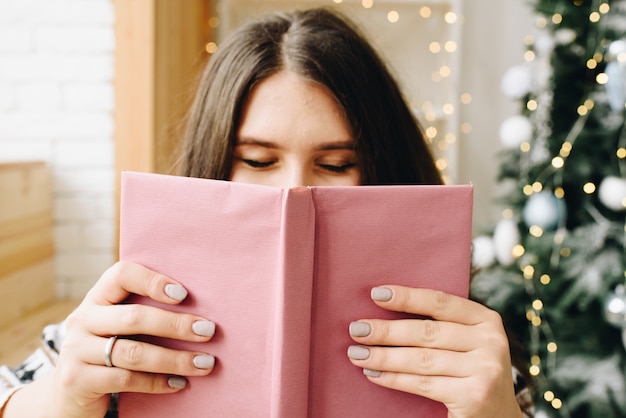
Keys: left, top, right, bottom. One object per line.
{"left": 501, "top": 2, "right": 625, "bottom": 413}
{"left": 205, "top": 42, "right": 217, "bottom": 54}
{"left": 444, "top": 41, "right": 457, "bottom": 53}
{"left": 387, "top": 10, "right": 399, "bottom": 23}
{"left": 596, "top": 72, "right": 609, "bottom": 84}
{"left": 444, "top": 12, "right": 457, "bottom": 24}
{"left": 419, "top": 7, "right": 432, "bottom": 18}
{"left": 208, "top": 16, "right": 220, "bottom": 28}
{"left": 583, "top": 182, "right": 596, "bottom": 194}
{"left": 530, "top": 225, "right": 544, "bottom": 237}
{"left": 429, "top": 42, "right": 441, "bottom": 53}
{"left": 520, "top": 142, "right": 531, "bottom": 152}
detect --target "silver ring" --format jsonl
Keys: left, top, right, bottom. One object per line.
{"left": 104, "top": 336, "right": 118, "bottom": 367}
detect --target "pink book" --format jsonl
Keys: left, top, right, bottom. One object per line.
{"left": 117, "top": 171, "right": 473, "bottom": 417}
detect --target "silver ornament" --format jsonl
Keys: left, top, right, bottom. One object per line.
{"left": 523, "top": 191, "right": 567, "bottom": 230}
{"left": 604, "top": 285, "right": 626, "bottom": 327}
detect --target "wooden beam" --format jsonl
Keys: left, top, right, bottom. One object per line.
{"left": 113, "top": 0, "right": 212, "bottom": 252}
{"left": 113, "top": 0, "right": 156, "bottom": 176}
{"left": 154, "top": 0, "right": 211, "bottom": 174}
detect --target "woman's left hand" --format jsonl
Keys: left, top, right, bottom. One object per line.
{"left": 347, "top": 285, "right": 523, "bottom": 418}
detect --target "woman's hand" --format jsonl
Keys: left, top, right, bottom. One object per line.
{"left": 4, "top": 261, "right": 216, "bottom": 418}
{"left": 347, "top": 285, "right": 523, "bottom": 418}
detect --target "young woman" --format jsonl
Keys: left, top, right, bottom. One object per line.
{"left": 1, "top": 7, "right": 533, "bottom": 418}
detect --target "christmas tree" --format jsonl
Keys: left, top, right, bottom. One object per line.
{"left": 471, "top": 1, "right": 626, "bottom": 417}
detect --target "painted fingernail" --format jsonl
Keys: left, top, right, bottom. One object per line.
{"left": 165, "top": 284, "right": 188, "bottom": 301}
{"left": 347, "top": 345, "right": 370, "bottom": 360}
{"left": 349, "top": 321, "right": 371, "bottom": 337}
{"left": 193, "top": 354, "right": 215, "bottom": 369}
{"left": 168, "top": 376, "right": 187, "bottom": 389}
{"left": 192, "top": 320, "right": 216, "bottom": 337}
{"left": 371, "top": 287, "right": 393, "bottom": 302}
{"left": 363, "top": 369, "right": 382, "bottom": 378}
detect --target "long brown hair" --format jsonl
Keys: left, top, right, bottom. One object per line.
{"left": 177, "top": 7, "right": 442, "bottom": 186}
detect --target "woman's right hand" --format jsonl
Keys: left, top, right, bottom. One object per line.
{"left": 3, "top": 261, "right": 216, "bottom": 418}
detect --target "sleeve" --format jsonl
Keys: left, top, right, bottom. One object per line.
{"left": 0, "top": 322, "right": 65, "bottom": 412}
{"left": 513, "top": 367, "right": 535, "bottom": 418}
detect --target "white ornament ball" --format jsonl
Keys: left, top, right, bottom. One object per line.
{"left": 554, "top": 28, "right": 577, "bottom": 45}
{"left": 607, "top": 40, "right": 626, "bottom": 61}
{"left": 533, "top": 33, "right": 555, "bottom": 57}
{"left": 492, "top": 219, "right": 520, "bottom": 266}
{"left": 499, "top": 115, "right": 533, "bottom": 148}
{"left": 604, "top": 285, "right": 626, "bottom": 327}
{"left": 501, "top": 65, "right": 532, "bottom": 100}
{"left": 471, "top": 235, "right": 496, "bottom": 269}
{"left": 598, "top": 176, "right": 626, "bottom": 212}
{"left": 604, "top": 61, "right": 626, "bottom": 112}
{"left": 523, "top": 192, "right": 566, "bottom": 230}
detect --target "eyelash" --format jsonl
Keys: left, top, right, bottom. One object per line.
{"left": 241, "top": 159, "right": 356, "bottom": 173}
{"left": 319, "top": 162, "right": 356, "bottom": 173}
{"left": 241, "top": 158, "right": 275, "bottom": 169}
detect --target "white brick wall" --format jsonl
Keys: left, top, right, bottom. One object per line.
{"left": 0, "top": 0, "right": 116, "bottom": 298}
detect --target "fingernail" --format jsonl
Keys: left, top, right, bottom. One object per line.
{"left": 192, "top": 320, "right": 216, "bottom": 337}
{"left": 193, "top": 354, "right": 215, "bottom": 369}
{"left": 371, "top": 287, "right": 393, "bottom": 302}
{"left": 165, "top": 284, "right": 188, "bottom": 301}
{"left": 349, "top": 321, "right": 371, "bottom": 337}
{"left": 363, "top": 369, "right": 382, "bottom": 378}
{"left": 347, "top": 345, "right": 370, "bottom": 360}
{"left": 168, "top": 376, "right": 187, "bottom": 389}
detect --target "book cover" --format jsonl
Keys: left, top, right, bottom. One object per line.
{"left": 117, "top": 171, "right": 473, "bottom": 417}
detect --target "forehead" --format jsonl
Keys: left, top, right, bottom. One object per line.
{"left": 238, "top": 71, "right": 351, "bottom": 142}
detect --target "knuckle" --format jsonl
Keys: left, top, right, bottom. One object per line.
{"left": 431, "top": 290, "right": 451, "bottom": 313}
{"left": 370, "top": 346, "right": 388, "bottom": 367}
{"left": 176, "top": 352, "right": 194, "bottom": 371}
{"left": 144, "top": 270, "right": 169, "bottom": 296}
{"left": 420, "top": 319, "right": 439, "bottom": 344}
{"left": 106, "top": 261, "right": 127, "bottom": 281}
{"left": 485, "top": 308, "right": 505, "bottom": 326}
{"left": 378, "top": 320, "right": 392, "bottom": 341}
{"left": 64, "top": 310, "right": 84, "bottom": 330}
{"left": 57, "top": 363, "right": 81, "bottom": 390}
{"left": 120, "top": 305, "right": 144, "bottom": 327}
{"left": 489, "top": 333, "right": 510, "bottom": 354}
{"left": 416, "top": 348, "right": 435, "bottom": 370}
{"left": 119, "top": 340, "right": 144, "bottom": 366}
{"left": 114, "top": 368, "right": 134, "bottom": 388}
{"left": 166, "top": 313, "right": 188, "bottom": 337}
{"left": 417, "top": 375, "right": 434, "bottom": 394}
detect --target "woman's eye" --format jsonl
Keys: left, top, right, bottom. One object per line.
{"left": 319, "top": 162, "right": 356, "bottom": 173}
{"left": 242, "top": 158, "right": 275, "bottom": 168}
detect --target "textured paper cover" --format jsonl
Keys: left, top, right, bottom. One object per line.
{"left": 117, "top": 171, "right": 473, "bottom": 417}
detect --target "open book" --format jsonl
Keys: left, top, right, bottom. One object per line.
{"left": 117, "top": 171, "right": 473, "bottom": 417}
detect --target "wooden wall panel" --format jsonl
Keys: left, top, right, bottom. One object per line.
{"left": 113, "top": 0, "right": 212, "bottom": 243}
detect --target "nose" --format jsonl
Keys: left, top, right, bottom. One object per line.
{"left": 282, "top": 165, "right": 313, "bottom": 188}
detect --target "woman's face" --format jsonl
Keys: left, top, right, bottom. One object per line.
{"left": 230, "top": 71, "right": 361, "bottom": 187}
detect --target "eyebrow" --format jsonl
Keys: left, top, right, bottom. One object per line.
{"left": 236, "top": 137, "right": 356, "bottom": 151}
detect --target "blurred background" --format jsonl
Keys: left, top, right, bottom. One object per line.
{"left": 9, "top": 2, "right": 626, "bottom": 417}
{"left": 0, "top": 0, "right": 531, "bottom": 298}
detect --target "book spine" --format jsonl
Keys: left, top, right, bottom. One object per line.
{"left": 270, "top": 187, "right": 315, "bottom": 418}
